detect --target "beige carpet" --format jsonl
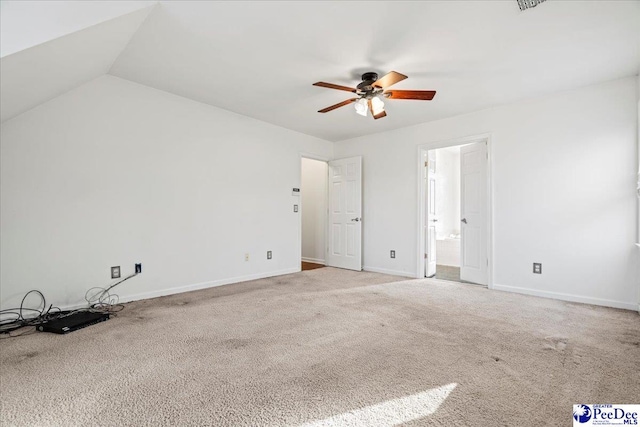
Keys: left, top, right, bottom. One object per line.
{"left": 1, "top": 268, "right": 639, "bottom": 426}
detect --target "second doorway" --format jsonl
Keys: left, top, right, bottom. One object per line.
{"left": 301, "top": 157, "right": 328, "bottom": 271}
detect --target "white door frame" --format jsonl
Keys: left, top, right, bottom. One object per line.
{"left": 425, "top": 150, "right": 437, "bottom": 278}
{"left": 298, "top": 152, "right": 330, "bottom": 271}
{"left": 415, "top": 133, "right": 494, "bottom": 288}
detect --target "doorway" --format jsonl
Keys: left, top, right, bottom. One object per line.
{"left": 418, "top": 136, "right": 492, "bottom": 286}
{"left": 301, "top": 157, "right": 328, "bottom": 271}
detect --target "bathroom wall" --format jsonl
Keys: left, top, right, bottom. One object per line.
{"left": 434, "top": 146, "right": 461, "bottom": 239}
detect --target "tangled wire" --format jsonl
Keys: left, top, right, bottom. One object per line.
{"left": 0, "top": 273, "right": 137, "bottom": 338}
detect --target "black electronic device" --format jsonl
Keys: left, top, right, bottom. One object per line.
{"left": 37, "top": 311, "right": 110, "bottom": 334}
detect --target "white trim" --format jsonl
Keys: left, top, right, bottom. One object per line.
{"left": 363, "top": 266, "right": 412, "bottom": 278}
{"left": 49, "top": 301, "right": 89, "bottom": 313}
{"left": 299, "top": 151, "right": 331, "bottom": 163}
{"left": 121, "top": 268, "right": 300, "bottom": 304}
{"left": 416, "top": 133, "right": 494, "bottom": 289}
{"left": 493, "top": 283, "right": 637, "bottom": 311}
{"left": 301, "top": 257, "right": 325, "bottom": 265}
{"left": 58, "top": 268, "right": 299, "bottom": 312}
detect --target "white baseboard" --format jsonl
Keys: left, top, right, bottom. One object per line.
{"left": 492, "top": 283, "right": 637, "bottom": 311}
{"left": 59, "top": 268, "right": 300, "bottom": 311}
{"left": 301, "top": 257, "right": 325, "bottom": 265}
{"left": 363, "top": 266, "right": 412, "bottom": 278}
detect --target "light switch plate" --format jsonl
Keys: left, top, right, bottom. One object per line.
{"left": 294, "top": 205, "right": 298, "bottom": 212}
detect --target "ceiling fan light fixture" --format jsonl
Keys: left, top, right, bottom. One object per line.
{"left": 313, "top": 71, "right": 436, "bottom": 119}
{"left": 371, "top": 96, "right": 385, "bottom": 115}
{"left": 354, "top": 98, "right": 368, "bottom": 116}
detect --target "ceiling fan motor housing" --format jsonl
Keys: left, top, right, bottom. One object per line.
{"left": 356, "top": 72, "right": 384, "bottom": 97}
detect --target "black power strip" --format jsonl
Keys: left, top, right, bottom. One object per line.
{"left": 37, "top": 311, "right": 110, "bottom": 334}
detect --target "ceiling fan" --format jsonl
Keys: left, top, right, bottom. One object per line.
{"left": 313, "top": 71, "right": 436, "bottom": 120}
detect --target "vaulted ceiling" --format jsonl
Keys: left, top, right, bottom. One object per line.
{"left": 0, "top": 3, "right": 154, "bottom": 122}
{"left": 2, "top": 1, "right": 639, "bottom": 141}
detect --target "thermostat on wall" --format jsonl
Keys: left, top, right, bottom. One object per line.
{"left": 292, "top": 188, "right": 300, "bottom": 196}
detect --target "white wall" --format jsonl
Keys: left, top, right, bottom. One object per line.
{"left": 0, "top": 75, "right": 333, "bottom": 309}
{"left": 301, "top": 158, "right": 327, "bottom": 264}
{"left": 335, "top": 77, "right": 639, "bottom": 310}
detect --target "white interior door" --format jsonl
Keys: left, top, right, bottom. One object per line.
{"left": 425, "top": 151, "right": 437, "bottom": 277}
{"left": 326, "top": 156, "right": 362, "bottom": 271}
{"left": 460, "top": 142, "right": 488, "bottom": 285}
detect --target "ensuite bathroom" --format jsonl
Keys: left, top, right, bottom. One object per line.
{"left": 432, "top": 145, "right": 462, "bottom": 281}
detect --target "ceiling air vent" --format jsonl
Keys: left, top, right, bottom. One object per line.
{"left": 517, "top": 0, "right": 546, "bottom": 11}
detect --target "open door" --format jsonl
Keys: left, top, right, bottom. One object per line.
{"left": 425, "top": 151, "right": 437, "bottom": 277}
{"left": 460, "top": 142, "right": 488, "bottom": 285}
{"left": 326, "top": 156, "right": 362, "bottom": 271}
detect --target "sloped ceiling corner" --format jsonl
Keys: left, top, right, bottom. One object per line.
{"left": 0, "top": 1, "right": 156, "bottom": 58}
{"left": 0, "top": 5, "right": 154, "bottom": 123}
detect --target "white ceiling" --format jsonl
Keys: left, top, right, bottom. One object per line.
{"left": 0, "top": 1, "right": 154, "bottom": 57}
{"left": 0, "top": 6, "right": 153, "bottom": 122}
{"left": 109, "top": 1, "right": 640, "bottom": 141}
{"left": 2, "top": 1, "right": 639, "bottom": 141}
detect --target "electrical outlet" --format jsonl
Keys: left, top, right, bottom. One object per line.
{"left": 390, "top": 250, "right": 396, "bottom": 259}
{"left": 533, "top": 263, "right": 542, "bottom": 274}
{"left": 245, "top": 253, "right": 249, "bottom": 262}
{"left": 293, "top": 204, "right": 298, "bottom": 213}
{"left": 135, "top": 263, "right": 142, "bottom": 274}
{"left": 111, "top": 266, "right": 121, "bottom": 279}
{"left": 267, "top": 251, "right": 272, "bottom": 260}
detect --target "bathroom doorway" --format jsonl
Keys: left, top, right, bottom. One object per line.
{"left": 420, "top": 137, "right": 491, "bottom": 286}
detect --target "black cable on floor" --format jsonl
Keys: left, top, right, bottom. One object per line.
{"left": 0, "top": 273, "right": 138, "bottom": 339}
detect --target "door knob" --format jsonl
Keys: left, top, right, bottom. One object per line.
{"left": 461, "top": 218, "right": 467, "bottom": 224}
{"left": 351, "top": 218, "right": 361, "bottom": 222}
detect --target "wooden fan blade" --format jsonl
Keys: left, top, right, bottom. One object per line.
{"left": 367, "top": 99, "right": 387, "bottom": 120}
{"left": 385, "top": 90, "right": 436, "bottom": 100}
{"left": 373, "top": 110, "right": 387, "bottom": 120}
{"left": 318, "top": 98, "right": 357, "bottom": 113}
{"left": 372, "top": 71, "right": 407, "bottom": 89}
{"left": 313, "top": 82, "right": 356, "bottom": 93}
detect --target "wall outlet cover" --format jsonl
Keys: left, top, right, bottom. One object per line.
{"left": 390, "top": 250, "right": 396, "bottom": 259}
{"left": 533, "top": 263, "right": 542, "bottom": 274}
{"left": 111, "top": 266, "right": 121, "bottom": 279}
{"left": 267, "top": 251, "right": 272, "bottom": 260}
